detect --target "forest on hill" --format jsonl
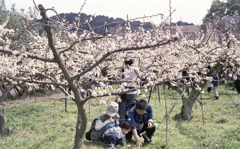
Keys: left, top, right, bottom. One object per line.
{"left": 51, "top": 12, "right": 194, "bottom": 35}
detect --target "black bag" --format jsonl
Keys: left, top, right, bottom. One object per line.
{"left": 85, "top": 118, "right": 97, "bottom": 141}
{"left": 85, "top": 127, "right": 94, "bottom": 141}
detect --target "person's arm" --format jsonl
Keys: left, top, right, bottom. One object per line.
{"left": 132, "top": 129, "right": 142, "bottom": 147}
{"left": 128, "top": 108, "right": 136, "bottom": 129}
{"left": 147, "top": 119, "right": 154, "bottom": 128}
{"left": 95, "top": 119, "right": 110, "bottom": 130}
{"left": 147, "top": 105, "right": 154, "bottom": 128}
{"left": 116, "top": 68, "right": 124, "bottom": 80}
{"left": 128, "top": 107, "right": 142, "bottom": 147}
{"left": 104, "top": 127, "right": 113, "bottom": 135}
{"left": 95, "top": 115, "right": 115, "bottom": 130}
{"left": 121, "top": 136, "right": 127, "bottom": 146}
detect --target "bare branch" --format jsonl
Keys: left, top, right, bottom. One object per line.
{"left": 84, "top": 79, "right": 181, "bottom": 101}
{"left": 185, "top": 45, "right": 202, "bottom": 53}
{"left": 72, "top": 40, "right": 171, "bottom": 80}
{"left": 33, "top": 0, "right": 40, "bottom": 11}
{"left": 0, "top": 84, "right": 15, "bottom": 103}
{"left": 38, "top": 4, "right": 71, "bottom": 81}
{"left": 57, "top": 85, "right": 76, "bottom": 101}
{"left": 1, "top": 75, "right": 68, "bottom": 87}
{"left": 58, "top": 36, "right": 106, "bottom": 55}
{"left": 79, "top": 0, "right": 88, "bottom": 14}
{"left": 0, "top": 48, "right": 55, "bottom": 62}
{"left": 13, "top": 19, "right": 42, "bottom": 41}
{"left": 206, "top": 45, "right": 225, "bottom": 54}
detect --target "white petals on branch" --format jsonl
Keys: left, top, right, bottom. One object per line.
{"left": 91, "top": 90, "right": 97, "bottom": 97}
{"left": 12, "top": 51, "right": 20, "bottom": 55}
{"left": 20, "top": 53, "right": 28, "bottom": 58}
{"left": 67, "top": 32, "right": 78, "bottom": 41}
{"left": 1, "top": 8, "right": 240, "bottom": 104}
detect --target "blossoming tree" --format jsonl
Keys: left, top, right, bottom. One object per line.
{"left": 0, "top": 2, "right": 239, "bottom": 149}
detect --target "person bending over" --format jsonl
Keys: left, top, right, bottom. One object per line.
{"left": 126, "top": 99, "right": 156, "bottom": 147}
{"left": 102, "top": 121, "right": 131, "bottom": 149}
{"left": 85, "top": 102, "right": 119, "bottom": 141}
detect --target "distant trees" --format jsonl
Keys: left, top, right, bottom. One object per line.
{"left": 51, "top": 12, "right": 155, "bottom": 35}
{"left": 205, "top": 0, "right": 227, "bottom": 20}
{"left": 203, "top": 0, "right": 240, "bottom": 41}
{"left": 165, "top": 20, "right": 194, "bottom": 26}
{"left": 205, "top": 0, "right": 240, "bottom": 19}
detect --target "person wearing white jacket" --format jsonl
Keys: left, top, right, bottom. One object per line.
{"left": 116, "top": 59, "right": 139, "bottom": 126}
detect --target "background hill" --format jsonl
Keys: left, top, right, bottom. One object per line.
{"left": 51, "top": 13, "right": 194, "bottom": 35}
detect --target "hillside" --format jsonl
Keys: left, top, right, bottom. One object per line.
{"left": 50, "top": 12, "right": 153, "bottom": 35}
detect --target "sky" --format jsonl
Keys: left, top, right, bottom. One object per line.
{"left": 4, "top": 0, "right": 213, "bottom": 25}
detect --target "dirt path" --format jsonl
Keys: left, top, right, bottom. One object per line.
{"left": 2, "top": 90, "right": 65, "bottom": 108}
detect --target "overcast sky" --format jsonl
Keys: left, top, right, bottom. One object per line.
{"left": 5, "top": 0, "right": 213, "bottom": 25}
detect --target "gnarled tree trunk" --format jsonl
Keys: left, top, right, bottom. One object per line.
{"left": 175, "top": 88, "right": 201, "bottom": 120}
{"left": 0, "top": 107, "right": 9, "bottom": 136}
{"left": 73, "top": 102, "right": 88, "bottom": 149}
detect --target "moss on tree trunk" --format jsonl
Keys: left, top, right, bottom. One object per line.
{"left": 73, "top": 104, "right": 88, "bottom": 149}
{"left": 0, "top": 107, "right": 9, "bottom": 136}
{"left": 175, "top": 88, "right": 201, "bottom": 120}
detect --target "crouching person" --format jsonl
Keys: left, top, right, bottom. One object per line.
{"left": 126, "top": 99, "right": 156, "bottom": 147}
{"left": 85, "top": 102, "right": 119, "bottom": 141}
{"left": 101, "top": 121, "right": 131, "bottom": 149}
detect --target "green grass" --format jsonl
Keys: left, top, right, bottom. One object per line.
{"left": 0, "top": 84, "right": 240, "bottom": 149}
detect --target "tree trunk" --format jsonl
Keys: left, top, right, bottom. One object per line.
{"left": 175, "top": 88, "right": 201, "bottom": 120}
{"left": 73, "top": 102, "right": 88, "bottom": 149}
{"left": 0, "top": 107, "right": 9, "bottom": 136}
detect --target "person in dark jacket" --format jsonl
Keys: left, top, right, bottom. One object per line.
{"left": 233, "top": 71, "right": 240, "bottom": 94}
{"left": 126, "top": 99, "right": 155, "bottom": 147}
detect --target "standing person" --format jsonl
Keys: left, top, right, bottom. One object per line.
{"left": 207, "top": 80, "right": 213, "bottom": 94}
{"left": 126, "top": 99, "right": 155, "bottom": 147}
{"left": 233, "top": 70, "right": 240, "bottom": 94}
{"left": 85, "top": 102, "right": 119, "bottom": 141}
{"left": 212, "top": 73, "right": 220, "bottom": 100}
{"left": 117, "top": 59, "right": 139, "bottom": 126}
{"left": 182, "top": 70, "right": 190, "bottom": 95}
{"left": 101, "top": 121, "right": 131, "bottom": 149}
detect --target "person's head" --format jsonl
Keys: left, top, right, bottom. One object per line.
{"left": 124, "top": 59, "right": 134, "bottom": 66}
{"left": 105, "top": 102, "right": 118, "bottom": 116}
{"left": 120, "top": 121, "right": 131, "bottom": 134}
{"left": 135, "top": 99, "right": 148, "bottom": 115}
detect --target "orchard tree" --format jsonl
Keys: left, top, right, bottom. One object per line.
{"left": 0, "top": 1, "right": 240, "bottom": 149}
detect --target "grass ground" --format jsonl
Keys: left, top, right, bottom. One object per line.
{"left": 0, "top": 83, "right": 240, "bottom": 149}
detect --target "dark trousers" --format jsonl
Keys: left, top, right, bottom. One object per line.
{"left": 119, "top": 94, "right": 137, "bottom": 126}
{"left": 235, "top": 80, "right": 240, "bottom": 93}
{"left": 104, "top": 134, "right": 123, "bottom": 145}
{"left": 207, "top": 87, "right": 212, "bottom": 93}
{"left": 126, "top": 122, "right": 156, "bottom": 141}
